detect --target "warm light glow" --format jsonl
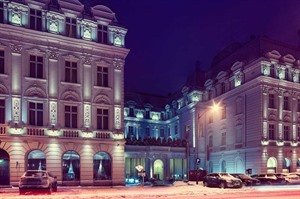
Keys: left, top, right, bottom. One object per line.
{"left": 81, "top": 132, "right": 93, "bottom": 138}
{"left": 48, "top": 130, "right": 60, "bottom": 136}
{"left": 211, "top": 102, "right": 221, "bottom": 112}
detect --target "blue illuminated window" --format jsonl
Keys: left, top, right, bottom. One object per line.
{"left": 65, "top": 105, "right": 77, "bottom": 128}
{"left": 29, "top": 9, "right": 42, "bottom": 31}
{"left": 97, "top": 109, "right": 108, "bottom": 130}
{"left": 29, "top": 55, "right": 43, "bottom": 78}
{"left": 29, "top": 102, "right": 43, "bottom": 126}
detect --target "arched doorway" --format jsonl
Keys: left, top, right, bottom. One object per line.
{"left": 153, "top": 159, "right": 164, "bottom": 180}
{"left": 283, "top": 158, "right": 291, "bottom": 173}
{"left": 93, "top": 152, "right": 111, "bottom": 180}
{"left": 27, "top": 150, "right": 46, "bottom": 170}
{"left": 220, "top": 160, "right": 226, "bottom": 172}
{"left": 235, "top": 158, "right": 244, "bottom": 173}
{"left": 62, "top": 151, "right": 80, "bottom": 181}
{"left": 267, "top": 157, "right": 277, "bottom": 173}
{"left": 0, "top": 149, "right": 10, "bottom": 185}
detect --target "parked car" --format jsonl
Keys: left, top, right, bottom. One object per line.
{"left": 280, "top": 173, "right": 300, "bottom": 184}
{"left": 251, "top": 173, "right": 279, "bottom": 185}
{"left": 19, "top": 170, "right": 57, "bottom": 195}
{"left": 203, "top": 173, "right": 243, "bottom": 188}
{"left": 231, "top": 173, "right": 260, "bottom": 186}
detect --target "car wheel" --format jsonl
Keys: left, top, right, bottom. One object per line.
{"left": 219, "top": 182, "right": 226, "bottom": 189}
{"left": 203, "top": 182, "right": 208, "bottom": 187}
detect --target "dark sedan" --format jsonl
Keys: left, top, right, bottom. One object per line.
{"left": 19, "top": 170, "right": 57, "bottom": 194}
{"left": 203, "top": 173, "right": 243, "bottom": 188}
{"left": 231, "top": 173, "right": 260, "bottom": 186}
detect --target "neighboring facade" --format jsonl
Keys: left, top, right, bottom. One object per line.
{"left": 124, "top": 37, "right": 300, "bottom": 181}
{"left": 0, "top": 0, "right": 129, "bottom": 186}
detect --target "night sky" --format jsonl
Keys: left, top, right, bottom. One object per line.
{"left": 81, "top": 0, "right": 300, "bottom": 96}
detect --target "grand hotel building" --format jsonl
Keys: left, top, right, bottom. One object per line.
{"left": 0, "top": 0, "right": 129, "bottom": 186}
{"left": 0, "top": 0, "right": 300, "bottom": 187}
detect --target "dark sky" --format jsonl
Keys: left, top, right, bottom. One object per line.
{"left": 81, "top": 0, "right": 300, "bottom": 96}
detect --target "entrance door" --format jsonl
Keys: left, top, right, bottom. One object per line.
{"left": 153, "top": 159, "right": 164, "bottom": 180}
{"left": 0, "top": 149, "right": 10, "bottom": 185}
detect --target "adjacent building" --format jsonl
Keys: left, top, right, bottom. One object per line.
{"left": 124, "top": 37, "right": 300, "bottom": 181}
{"left": 0, "top": 0, "right": 129, "bottom": 186}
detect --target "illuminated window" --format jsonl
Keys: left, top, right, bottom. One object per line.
{"left": 27, "top": 150, "right": 46, "bottom": 170}
{"left": 97, "top": 25, "right": 108, "bottom": 44}
{"left": 29, "top": 102, "right": 43, "bottom": 126}
{"left": 62, "top": 151, "right": 80, "bottom": 181}
{"left": 283, "top": 96, "right": 289, "bottom": 110}
{"left": 0, "top": 99, "right": 5, "bottom": 124}
{"left": 0, "top": 2, "right": 3, "bottom": 23}
{"left": 65, "top": 61, "right": 77, "bottom": 83}
{"left": 269, "top": 94, "right": 275, "bottom": 108}
{"left": 29, "top": 55, "right": 43, "bottom": 78}
{"left": 0, "top": 50, "right": 4, "bottom": 74}
{"left": 29, "top": 9, "right": 42, "bottom": 31}
{"left": 65, "top": 105, "right": 77, "bottom": 128}
{"left": 283, "top": 126, "right": 290, "bottom": 141}
{"left": 93, "top": 152, "right": 111, "bottom": 180}
{"left": 65, "top": 17, "right": 77, "bottom": 38}
{"left": 160, "top": 128, "right": 164, "bottom": 137}
{"left": 268, "top": 124, "right": 275, "bottom": 140}
{"left": 221, "top": 132, "right": 226, "bottom": 145}
{"left": 97, "top": 109, "right": 108, "bottom": 130}
{"left": 97, "top": 66, "right": 108, "bottom": 87}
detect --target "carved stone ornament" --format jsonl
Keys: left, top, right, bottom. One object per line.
{"left": 10, "top": 44, "right": 22, "bottom": 54}
{"left": 48, "top": 50, "right": 59, "bottom": 60}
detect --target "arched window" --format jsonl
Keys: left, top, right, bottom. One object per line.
{"left": 62, "top": 150, "right": 80, "bottom": 181}
{"left": 267, "top": 157, "right": 277, "bottom": 173}
{"left": 235, "top": 158, "right": 244, "bottom": 173}
{"left": 221, "top": 160, "right": 226, "bottom": 172}
{"left": 0, "top": 149, "right": 10, "bottom": 185}
{"left": 93, "top": 152, "right": 111, "bottom": 180}
{"left": 283, "top": 158, "right": 291, "bottom": 173}
{"left": 27, "top": 149, "right": 46, "bottom": 170}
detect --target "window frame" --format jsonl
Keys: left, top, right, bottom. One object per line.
{"left": 0, "top": 99, "right": 5, "bottom": 124}
{"left": 97, "top": 24, "right": 108, "bottom": 44}
{"left": 64, "top": 105, "right": 77, "bottom": 128}
{"left": 65, "top": 17, "right": 77, "bottom": 38}
{"left": 29, "top": 8, "right": 42, "bottom": 31}
{"left": 96, "top": 108, "right": 109, "bottom": 130}
{"left": 0, "top": 50, "right": 4, "bottom": 74}
{"left": 29, "top": 55, "right": 43, "bottom": 78}
{"left": 96, "top": 66, "right": 108, "bottom": 87}
{"left": 28, "top": 101, "right": 43, "bottom": 126}
{"left": 65, "top": 60, "right": 77, "bottom": 83}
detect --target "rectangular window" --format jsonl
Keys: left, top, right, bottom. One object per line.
{"left": 65, "top": 105, "right": 77, "bottom": 128}
{"left": 29, "top": 9, "right": 42, "bottom": 31}
{"left": 270, "top": 65, "right": 275, "bottom": 77}
{"left": 29, "top": 55, "right": 43, "bottom": 78}
{"left": 0, "top": 2, "right": 3, "bottom": 23}
{"left": 298, "top": 99, "right": 300, "bottom": 112}
{"left": 269, "top": 94, "right": 275, "bottom": 108}
{"left": 146, "top": 127, "right": 150, "bottom": 137}
{"left": 285, "top": 69, "right": 289, "bottom": 80}
{"left": 221, "top": 107, "right": 226, "bottom": 119}
{"left": 65, "top": 17, "right": 77, "bottom": 38}
{"left": 65, "top": 61, "right": 77, "bottom": 83}
{"left": 97, "top": 25, "right": 108, "bottom": 44}
{"left": 160, "top": 128, "right": 164, "bottom": 137}
{"left": 175, "top": 125, "right": 178, "bottom": 135}
{"left": 208, "top": 135, "right": 213, "bottom": 147}
{"left": 298, "top": 127, "right": 300, "bottom": 141}
{"left": 29, "top": 102, "right": 43, "bottom": 126}
{"left": 97, "top": 66, "right": 108, "bottom": 87}
{"left": 0, "top": 99, "right": 5, "bottom": 124}
{"left": 97, "top": 109, "right": 109, "bottom": 130}
{"left": 0, "top": 50, "right": 4, "bottom": 74}
{"left": 268, "top": 124, "right": 275, "bottom": 140}
{"left": 145, "top": 111, "right": 150, "bottom": 119}
{"left": 168, "top": 127, "right": 170, "bottom": 137}
{"left": 221, "top": 132, "right": 226, "bottom": 145}
{"left": 128, "top": 126, "right": 133, "bottom": 137}
{"left": 283, "top": 96, "right": 289, "bottom": 110}
{"left": 283, "top": 126, "right": 290, "bottom": 141}
{"left": 128, "top": 108, "right": 134, "bottom": 117}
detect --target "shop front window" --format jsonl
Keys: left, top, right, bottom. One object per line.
{"left": 93, "top": 152, "right": 111, "bottom": 180}
{"left": 62, "top": 151, "right": 80, "bottom": 181}
{"left": 27, "top": 150, "right": 46, "bottom": 170}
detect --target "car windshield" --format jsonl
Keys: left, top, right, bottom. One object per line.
{"left": 238, "top": 174, "right": 251, "bottom": 179}
{"left": 219, "top": 173, "right": 231, "bottom": 177}
{"left": 25, "top": 171, "right": 45, "bottom": 177}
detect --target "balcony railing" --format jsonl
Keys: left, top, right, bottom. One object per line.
{"left": 125, "top": 137, "right": 187, "bottom": 147}
{"left": 0, "top": 125, "right": 6, "bottom": 135}
{"left": 27, "top": 127, "right": 45, "bottom": 136}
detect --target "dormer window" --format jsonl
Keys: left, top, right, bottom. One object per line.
{"left": 145, "top": 110, "right": 150, "bottom": 119}
{"left": 97, "top": 24, "right": 108, "bottom": 44}
{"left": 29, "top": 9, "right": 42, "bottom": 31}
{"left": 65, "top": 17, "right": 77, "bottom": 38}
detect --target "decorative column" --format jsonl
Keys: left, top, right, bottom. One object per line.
{"left": 277, "top": 89, "right": 283, "bottom": 141}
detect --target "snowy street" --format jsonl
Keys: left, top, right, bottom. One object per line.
{"left": 0, "top": 181, "right": 299, "bottom": 199}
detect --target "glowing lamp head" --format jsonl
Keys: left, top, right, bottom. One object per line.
{"left": 211, "top": 102, "right": 221, "bottom": 112}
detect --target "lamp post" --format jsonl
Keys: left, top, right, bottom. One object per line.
{"left": 196, "top": 101, "right": 221, "bottom": 176}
